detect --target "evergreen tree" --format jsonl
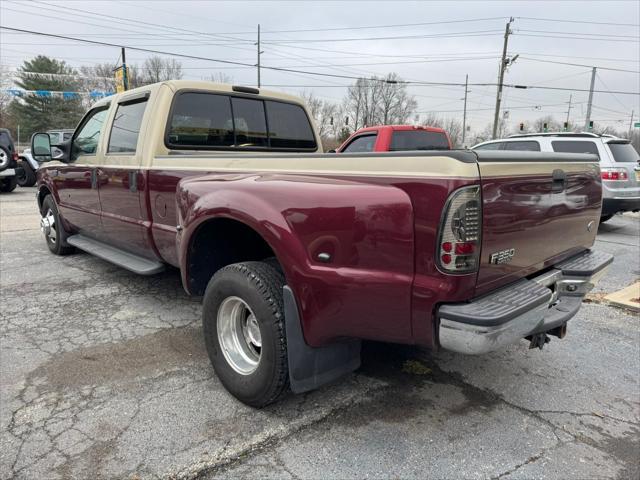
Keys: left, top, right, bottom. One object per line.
{"left": 8, "top": 56, "right": 86, "bottom": 138}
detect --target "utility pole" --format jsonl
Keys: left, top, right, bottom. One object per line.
{"left": 462, "top": 74, "right": 469, "bottom": 146}
{"left": 629, "top": 110, "right": 635, "bottom": 138}
{"left": 256, "top": 24, "right": 262, "bottom": 88}
{"left": 492, "top": 17, "right": 514, "bottom": 139}
{"left": 584, "top": 67, "right": 596, "bottom": 131}
{"left": 565, "top": 94, "right": 572, "bottom": 128}
{"left": 121, "top": 47, "right": 129, "bottom": 91}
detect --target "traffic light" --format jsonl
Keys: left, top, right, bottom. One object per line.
{"left": 519, "top": 122, "right": 524, "bottom": 131}
{"left": 563, "top": 122, "right": 569, "bottom": 131}
{"left": 588, "top": 120, "right": 594, "bottom": 130}
{"left": 543, "top": 122, "right": 548, "bottom": 132}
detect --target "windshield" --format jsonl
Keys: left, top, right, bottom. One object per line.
{"left": 608, "top": 142, "right": 639, "bottom": 162}
{"left": 390, "top": 130, "right": 450, "bottom": 151}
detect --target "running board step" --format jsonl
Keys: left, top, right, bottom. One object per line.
{"left": 67, "top": 234, "right": 165, "bottom": 275}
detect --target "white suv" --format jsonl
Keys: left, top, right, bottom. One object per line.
{"left": 472, "top": 132, "right": 640, "bottom": 221}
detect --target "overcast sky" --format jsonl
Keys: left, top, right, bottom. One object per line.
{"left": 1, "top": 0, "right": 639, "bottom": 135}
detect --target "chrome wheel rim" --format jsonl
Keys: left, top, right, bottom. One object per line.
{"left": 0, "top": 149, "right": 8, "bottom": 168}
{"left": 40, "top": 208, "right": 57, "bottom": 244}
{"left": 217, "top": 296, "right": 262, "bottom": 375}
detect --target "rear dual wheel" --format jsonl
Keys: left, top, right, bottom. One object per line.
{"left": 202, "top": 261, "right": 289, "bottom": 408}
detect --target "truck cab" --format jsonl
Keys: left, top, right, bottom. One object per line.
{"left": 336, "top": 125, "right": 452, "bottom": 153}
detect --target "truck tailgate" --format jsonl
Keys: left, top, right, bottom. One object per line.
{"left": 475, "top": 151, "right": 602, "bottom": 296}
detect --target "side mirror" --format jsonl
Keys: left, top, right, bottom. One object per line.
{"left": 31, "top": 133, "right": 52, "bottom": 162}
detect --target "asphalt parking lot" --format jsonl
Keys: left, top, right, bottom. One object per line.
{"left": 1, "top": 186, "right": 638, "bottom": 480}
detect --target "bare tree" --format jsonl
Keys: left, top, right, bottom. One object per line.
{"left": 0, "top": 65, "right": 14, "bottom": 127}
{"left": 140, "top": 56, "right": 183, "bottom": 84}
{"left": 300, "top": 91, "right": 341, "bottom": 143}
{"left": 533, "top": 115, "right": 561, "bottom": 133}
{"left": 344, "top": 74, "right": 416, "bottom": 131}
{"left": 209, "top": 72, "right": 234, "bottom": 84}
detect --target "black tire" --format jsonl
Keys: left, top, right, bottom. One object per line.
{"left": 0, "top": 146, "right": 10, "bottom": 171}
{"left": 0, "top": 177, "right": 17, "bottom": 193}
{"left": 202, "top": 261, "right": 289, "bottom": 407}
{"left": 600, "top": 214, "right": 614, "bottom": 223}
{"left": 41, "top": 195, "right": 74, "bottom": 255}
{"left": 16, "top": 161, "right": 36, "bottom": 187}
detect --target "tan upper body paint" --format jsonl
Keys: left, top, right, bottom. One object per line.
{"left": 46, "top": 80, "right": 596, "bottom": 180}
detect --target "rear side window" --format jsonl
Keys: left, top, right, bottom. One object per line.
{"left": 166, "top": 92, "right": 317, "bottom": 150}
{"left": 390, "top": 130, "right": 450, "bottom": 151}
{"left": 504, "top": 141, "right": 540, "bottom": 151}
{"left": 607, "top": 142, "right": 639, "bottom": 162}
{"left": 474, "top": 142, "right": 504, "bottom": 150}
{"left": 63, "top": 132, "right": 72, "bottom": 141}
{"left": 342, "top": 134, "right": 377, "bottom": 153}
{"left": 168, "top": 93, "right": 234, "bottom": 147}
{"left": 266, "top": 101, "right": 316, "bottom": 149}
{"left": 108, "top": 99, "right": 148, "bottom": 153}
{"left": 551, "top": 140, "right": 599, "bottom": 158}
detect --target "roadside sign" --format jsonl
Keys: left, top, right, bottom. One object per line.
{"left": 114, "top": 66, "right": 130, "bottom": 93}
{"left": 634, "top": 122, "right": 640, "bottom": 128}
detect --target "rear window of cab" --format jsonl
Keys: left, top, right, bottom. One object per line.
{"left": 390, "top": 130, "right": 450, "bottom": 150}
{"left": 166, "top": 92, "right": 317, "bottom": 151}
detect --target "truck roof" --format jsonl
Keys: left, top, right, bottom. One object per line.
{"left": 355, "top": 124, "right": 447, "bottom": 133}
{"left": 93, "top": 80, "right": 306, "bottom": 108}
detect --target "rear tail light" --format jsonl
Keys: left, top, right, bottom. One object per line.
{"left": 12, "top": 151, "right": 18, "bottom": 162}
{"left": 437, "top": 185, "right": 481, "bottom": 273}
{"left": 601, "top": 169, "right": 628, "bottom": 181}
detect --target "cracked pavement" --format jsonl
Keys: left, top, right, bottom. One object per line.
{"left": 1, "top": 187, "right": 638, "bottom": 479}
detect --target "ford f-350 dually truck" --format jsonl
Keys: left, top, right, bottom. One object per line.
{"left": 30, "top": 80, "right": 612, "bottom": 407}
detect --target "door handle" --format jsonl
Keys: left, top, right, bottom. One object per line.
{"left": 128, "top": 171, "right": 138, "bottom": 192}
{"left": 552, "top": 169, "right": 567, "bottom": 192}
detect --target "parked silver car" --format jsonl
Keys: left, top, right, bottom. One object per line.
{"left": 18, "top": 129, "right": 73, "bottom": 187}
{"left": 472, "top": 132, "right": 640, "bottom": 221}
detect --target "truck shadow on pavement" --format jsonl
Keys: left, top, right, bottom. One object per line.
{"left": 4, "top": 251, "right": 639, "bottom": 479}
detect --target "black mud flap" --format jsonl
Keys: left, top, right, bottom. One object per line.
{"left": 283, "top": 286, "right": 361, "bottom": 394}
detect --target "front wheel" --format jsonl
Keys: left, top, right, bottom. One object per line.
{"left": 202, "top": 261, "right": 289, "bottom": 407}
{"left": 40, "top": 195, "right": 74, "bottom": 255}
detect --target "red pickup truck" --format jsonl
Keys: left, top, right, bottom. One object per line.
{"left": 335, "top": 125, "right": 452, "bottom": 153}
{"left": 31, "top": 81, "right": 612, "bottom": 407}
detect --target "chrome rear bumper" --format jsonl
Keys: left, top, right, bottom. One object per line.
{"left": 437, "top": 250, "right": 613, "bottom": 355}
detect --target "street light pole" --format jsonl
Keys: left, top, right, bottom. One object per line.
{"left": 565, "top": 94, "right": 572, "bottom": 129}
{"left": 584, "top": 67, "right": 596, "bottom": 131}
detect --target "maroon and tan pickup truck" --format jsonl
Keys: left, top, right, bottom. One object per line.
{"left": 30, "top": 80, "right": 612, "bottom": 407}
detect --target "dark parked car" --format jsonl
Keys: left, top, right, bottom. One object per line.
{"left": 0, "top": 128, "right": 22, "bottom": 193}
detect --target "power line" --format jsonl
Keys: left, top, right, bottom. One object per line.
{"left": 261, "top": 30, "right": 505, "bottom": 44}
{"left": 517, "top": 16, "right": 640, "bottom": 27}
{"left": 241, "top": 17, "right": 509, "bottom": 34}
{"left": 519, "top": 57, "right": 640, "bottom": 74}
{"left": 2, "top": 26, "right": 639, "bottom": 97}
{"left": 515, "top": 33, "right": 638, "bottom": 43}
{"left": 518, "top": 28, "right": 640, "bottom": 39}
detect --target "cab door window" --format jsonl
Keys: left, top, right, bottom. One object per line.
{"left": 72, "top": 107, "right": 109, "bottom": 160}
{"left": 342, "top": 134, "right": 377, "bottom": 153}
{"left": 108, "top": 99, "right": 149, "bottom": 153}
